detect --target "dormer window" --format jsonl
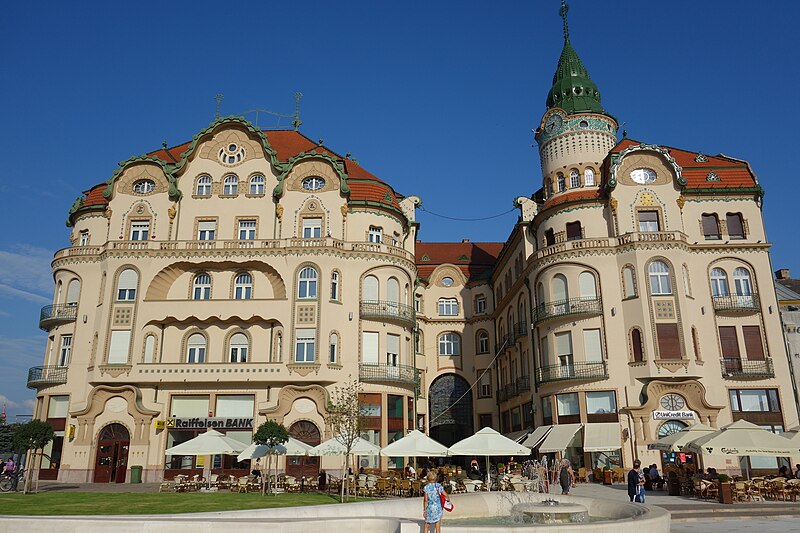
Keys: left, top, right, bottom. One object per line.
{"left": 302, "top": 176, "right": 325, "bottom": 191}
{"left": 132, "top": 179, "right": 155, "bottom": 194}
{"left": 218, "top": 143, "right": 246, "bottom": 165}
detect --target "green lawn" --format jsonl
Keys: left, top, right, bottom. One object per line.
{"left": 0, "top": 492, "right": 374, "bottom": 516}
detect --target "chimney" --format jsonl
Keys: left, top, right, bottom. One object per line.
{"left": 462, "top": 238, "right": 470, "bottom": 243}
{"left": 776, "top": 269, "right": 791, "bottom": 280}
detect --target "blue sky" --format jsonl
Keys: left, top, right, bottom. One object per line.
{"left": 0, "top": 1, "right": 797, "bottom": 418}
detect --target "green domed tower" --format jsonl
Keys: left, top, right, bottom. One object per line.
{"left": 535, "top": 1, "right": 618, "bottom": 197}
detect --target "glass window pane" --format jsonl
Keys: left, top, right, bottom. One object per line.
{"left": 556, "top": 393, "right": 579, "bottom": 416}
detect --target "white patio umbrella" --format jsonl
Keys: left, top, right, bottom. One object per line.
{"left": 165, "top": 429, "right": 247, "bottom": 488}
{"left": 447, "top": 427, "right": 529, "bottom": 491}
{"left": 380, "top": 430, "right": 449, "bottom": 457}
{"left": 648, "top": 423, "right": 716, "bottom": 452}
{"left": 308, "top": 436, "right": 381, "bottom": 456}
{"left": 237, "top": 437, "right": 313, "bottom": 461}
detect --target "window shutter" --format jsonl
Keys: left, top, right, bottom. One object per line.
{"left": 701, "top": 215, "right": 719, "bottom": 238}
{"left": 718, "top": 326, "right": 740, "bottom": 358}
{"left": 742, "top": 326, "right": 765, "bottom": 360}
{"left": 656, "top": 324, "right": 681, "bottom": 359}
{"left": 631, "top": 329, "right": 644, "bottom": 362}
{"left": 108, "top": 331, "right": 131, "bottom": 364}
{"left": 583, "top": 329, "right": 603, "bottom": 362}
{"left": 362, "top": 332, "right": 379, "bottom": 364}
{"left": 726, "top": 213, "right": 745, "bottom": 238}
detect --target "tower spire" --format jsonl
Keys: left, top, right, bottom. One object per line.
{"left": 559, "top": 0, "right": 570, "bottom": 42}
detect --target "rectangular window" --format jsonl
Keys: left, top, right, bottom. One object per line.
{"left": 556, "top": 393, "right": 580, "bottom": 416}
{"left": 544, "top": 229, "right": 556, "bottom": 246}
{"left": 542, "top": 396, "right": 553, "bottom": 424}
{"left": 719, "top": 325, "right": 741, "bottom": 359}
{"left": 475, "top": 295, "right": 487, "bottom": 314}
{"left": 197, "top": 221, "right": 216, "bottom": 240}
{"left": 368, "top": 226, "right": 382, "bottom": 243}
{"left": 438, "top": 298, "right": 459, "bottom": 316}
{"left": 387, "top": 334, "right": 400, "bottom": 367}
{"left": 294, "top": 329, "right": 316, "bottom": 363}
{"left": 623, "top": 267, "right": 636, "bottom": 298}
{"left": 107, "top": 330, "right": 131, "bottom": 364}
{"left": 130, "top": 221, "right": 150, "bottom": 241}
{"left": 479, "top": 413, "right": 493, "bottom": 429}
{"left": 47, "top": 396, "right": 69, "bottom": 418}
{"left": 638, "top": 210, "right": 660, "bottom": 232}
{"left": 302, "top": 218, "right": 322, "bottom": 239}
{"left": 362, "top": 331, "right": 379, "bottom": 365}
{"left": 170, "top": 395, "right": 210, "bottom": 417}
{"left": 478, "top": 370, "right": 492, "bottom": 398}
{"left": 742, "top": 325, "right": 765, "bottom": 360}
{"left": 511, "top": 407, "right": 521, "bottom": 432}
{"left": 58, "top": 335, "right": 72, "bottom": 366}
{"left": 566, "top": 221, "right": 583, "bottom": 241}
{"left": 330, "top": 272, "right": 339, "bottom": 301}
{"left": 238, "top": 220, "right": 256, "bottom": 240}
{"left": 215, "top": 395, "right": 254, "bottom": 417}
{"left": 730, "top": 389, "right": 781, "bottom": 412}
{"left": 727, "top": 213, "right": 745, "bottom": 239}
{"left": 414, "top": 294, "right": 422, "bottom": 313}
{"left": 583, "top": 329, "right": 603, "bottom": 362}
{"left": 478, "top": 334, "right": 489, "bottom": 354}
{"left": 79, "top": 231, "right": 89, "bottom": 246}
{"left": 656, "top": 323, "right": 682, "bottom": 359}
{"left": 701, "top": 214, "right": 721, "bottom": 239}
{"left": 555, "top": 331, "right": 573, "bottom": 368}
{"left": 586, "top": 391, "right": 616, "bottom": 414}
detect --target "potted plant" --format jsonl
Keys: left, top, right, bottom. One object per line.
{"left": 717, "top": 474, "right": 733, "bottom": 504}
{"left": 497, "top": 462, "right": 505, "bottom": 474}
{"left": 602, "top": 466, "right": 613, "bottom": 485}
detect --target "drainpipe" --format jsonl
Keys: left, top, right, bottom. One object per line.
{"left": 524, "top": 277, "right": 538, "bottom": 396}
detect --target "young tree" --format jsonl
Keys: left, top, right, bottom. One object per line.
{"left": 325, "top": 377, "right": 364, "bottom": 502}
{"left": 12, "top": 419, "right": 54, "bottom": 494}
{"left": 253, "top": 420, "right": 289, "bottom": 495}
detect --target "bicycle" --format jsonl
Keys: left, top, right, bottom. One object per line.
{"left": 0, "top": 468, "right": 25, "bottom": 492}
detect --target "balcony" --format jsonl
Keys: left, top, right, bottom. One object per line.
{"left": 721, "top": 358, "right": 774, "bottom": 379}
{"left": 536, "top": 361, "right": 608, "bottom": 386}
{"left": 533, "top": 297, "right": 602, "bottom": 326}
{"left": 27, "top": 366, "right": 68, "bottom": 389}
{"left": 516, "top": 375, "right": 531, "bottom": 393}
{"left": 515, "top": 321, "right": 529, "bottom": 338}
{"left": 359, "top": 363, "right": 418, "bottom": 387}
{"left": 39, "top": 303, "right": 78, "bottom": 330}
{"left": 359, "top": 300, "right": 415, "bottom": 327}
{"left": 712, "top": 293, "right": 760, "bottom": 313}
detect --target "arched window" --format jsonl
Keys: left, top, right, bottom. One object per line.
{"left": 552, "top": 274, "right": 568, "bottom": 302}
{"left": 330, "top": 271, "right": 340, "bottom": 301}
{"left": 648, "top": 261, "right": 672, "bottom": 295}
{"left": 546, "top": 178, "right": 553, "bottom": 197}
{"left": 196, "top": 175, "right": 211, "bottom": 196}
{"left": 234, "top": 273, "right": 252, "bottom": 299}
{"left": 682, "top": 264, "right": 691, "bottom": 296}
{"left": 733, "top": 267, "right": 752, "bottom": 296}
{"left": 438, "top": 298, "right": 459, "bottom": 316}
{"left": 658, "top": 420, "right": 688, "bottom": 439}
{"left": 557, "top": 173, "right": 566, "bottom": 192}
{"left": 569, "top": 169, "right": 580, "bottom": 188}
{"left": 477, "top": 331, "right": 490, "bottom": 354}
{"left": 329, "top": 333, "right": 338, "bottom": 364}
{"left": 710, "top": 268, "right": 729, "bottom": 297}
{"left": 387, "top": 278, "right": 400, "bottom": 304}
{"left": 297, "top": 267, "right": 318, "bottom": 299}
{"left": 579, "top": 271, "right": 597, "bottom": 299}
{"left": 249, "top": 175, "right": 265, "bottom": 195}
{"left": 622, "top": 266, "right": 636, "bottom": 298}
{"left": 701, "top": 214, "right": 721, "bottom": 240}
{"left": 362, "top": 275, "right": 378, "bottom": 301}
{"left": 186, "top": 333, "right": 206, "bottom": 363}
{"left": 117, "top": 269, "right": 138, "bottom": 301}
{"left": 144, "top": 334, "right": 156, "bottom": 363}
{"left": 66, "top": 279, "right": 81, "bottom": 305}
{"left": 193, "top": 273, "right": 211, "bottom": 300}
{"left": 438, "top": 333, "right": 461, "bottom": 356}
{"left": 274, "top": 332, "right": 283, "bottom": 363}
{"left": 584, "top": 167, "right": 595, "bottom": 186}
{"left": 631, "top": 328, "right": 644, "bottom": 362}
{"left": 229, "top": 332, "right": 248, "bottom": 363}
{"left": 223, "top": 175, "right": 238, "bottom": 195}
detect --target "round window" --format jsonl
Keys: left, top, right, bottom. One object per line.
{"left": 302, "top": 177, "right": 325, "bottom": 191}
{"left": 133, "top": 180, "right": 155, "bottom": 194}
{"left": 218, "top": 143, "right": 246, "bottom": 165}
{"left": 442, "top": 277, "right": 454, "bottom": 287}
{"left": 630, "top": 168, "right": 657, "bottom": 184}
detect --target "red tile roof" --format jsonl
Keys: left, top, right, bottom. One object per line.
{"left": 544, "top": 189, "right": 602, "bottom": 209}
{"left": 415, "top": 241, "right": 504, "bottom": 282}
{"left": 83, "top": 184, "right": 108, "bottom": 207}
{"left": 610, "top": 138, "right": 757, "bottom": 189}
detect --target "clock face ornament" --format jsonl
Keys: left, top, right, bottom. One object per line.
{"left": 544, "top": 114, "right": 563, "bottom": 134}
{"left": 630, "top": 168, "right": 657, "bottom": 184}
{"left": 660, "top": 393, "right": 686, "bottom": 411}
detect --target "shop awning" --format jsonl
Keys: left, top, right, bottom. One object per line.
{"left": 503, "top": 430, "right": 530, "bottom": 443}
{"left": 538, "top": 423, "right": 582, "bottom": 453}
{"left": 583, "top": 423, "right": 622, "bottom": 452}
{"left": 521, "top": 425, "right": 552, "bottom": 449}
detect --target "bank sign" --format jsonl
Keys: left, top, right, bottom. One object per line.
{"left": 652, "top": 410, "right": 695, "bottom": 420}
{"left": 169, "top": 417, "right": 254, "bottom": 429}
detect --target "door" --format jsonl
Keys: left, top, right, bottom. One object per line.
{"left": 93, "top": 423, "right": 130, "bottom": 483}
{"left": 286, "top": 421, "right": 320, "bottom": 480}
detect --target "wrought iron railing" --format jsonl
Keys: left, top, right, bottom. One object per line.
{"left": 533, "top": 297, "right": 602, "bottom": 325}
{"left": 712, "top": 294, "right": 760, "bottom": 313}
{"left": 359, "top": 300, "right": 415, "bottom": 326}
{"left": 39, "top": 303, "right": 78, "bottom": 330}
{"left": 515, "top": 321, "right": 529, "bottom": 338}
{"left": 536, "top": 361, "right": 608, "bottom": 385}
{"left": 359, "top": 363, "right": 418, "bottom": 386}
{"left": 720, "top": 358, "right": 774, "bottom": 379}
{"left": 27, "top": 366, "right": 68, "bottom": 389}
{"left": 516, "top": 375, "right": 531, "bottom": 393}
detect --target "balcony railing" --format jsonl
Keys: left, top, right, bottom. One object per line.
{"left": 534, "top": 296, "right": 602, "bottom": 325}
{"left": 712, "top": 294, "right": 760, "bottom": 313}
{"left": 516, "top": 375, "right": 531, "bottom": 393}
{"left": 721, "top": 358, "right": 774, "bottom": 379}
{"left": 360, "top": 300, "right": 415, "bottom": 327}
{"left": 359, "top": 363, "right": 418, "bottom": 387}
{"left": 536, "top": 361, "right": 608, "bottom": 386}
{"left": 27, "top": 366, "right": 68, "bottom": 389}
{"left": 39, "top": 303, "right": 78, "bottom": 330}
{"left": 515, "top": 321, "right": 529, "bottom": 338}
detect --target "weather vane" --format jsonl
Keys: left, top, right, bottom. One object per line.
{"left": 293, "top": 91, "right": 303, "bottom": 131}
{"left": 559, "top": 0, "right": 570, "bottom": 42}
{"left": 214, "top": 93, "right": 225, "bottom": 119}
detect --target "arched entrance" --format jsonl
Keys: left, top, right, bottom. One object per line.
{"left": 286, "top": 420, "right": 320, "bottom": 479}
{"left": 429, "top": 374, "right": 473, "bottom": 447}
{"left": 93, "top": 423, "right": 130, "bottom": 483}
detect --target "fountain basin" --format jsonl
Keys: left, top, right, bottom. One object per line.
{"left": 511, "top": 500, "right": 589, "bottom": 524}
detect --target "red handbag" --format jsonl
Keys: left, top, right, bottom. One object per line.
{"left": 439, "top": 486, "right": 454, "bottom": 512}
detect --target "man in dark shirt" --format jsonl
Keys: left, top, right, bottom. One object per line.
{"left": 627, "top": 459, "right": 644, "bottom": 502}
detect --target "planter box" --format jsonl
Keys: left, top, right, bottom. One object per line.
{"left": 718, "top": 482, "right": 733, "bottom": 504}
{"left": 603, "top": 470, "right": 613, "bottom": 485}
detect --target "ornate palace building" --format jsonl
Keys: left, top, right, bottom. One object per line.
{"left": 29, "top": 7, "right": 798, "bottom": 482}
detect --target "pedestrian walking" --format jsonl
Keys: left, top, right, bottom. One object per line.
{"left": 627, "top": 459, "right": 645, "bottom": 503}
